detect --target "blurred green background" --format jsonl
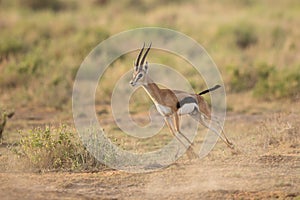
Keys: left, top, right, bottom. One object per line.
{"left": 0, "top": 0, "right": 299, "bottom": 112}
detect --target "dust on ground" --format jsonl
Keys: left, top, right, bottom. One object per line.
{"left": 0, "top": 107, "right": 299, "bottom": 200}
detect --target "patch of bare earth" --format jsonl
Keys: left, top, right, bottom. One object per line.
{"left": 0, "top": 154, "right": 299, "bottom": 199}
{"left": 0, "top": 109, "right": 299, "bottom": 199}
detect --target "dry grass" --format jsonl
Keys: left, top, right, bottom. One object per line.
{"left": 0, "top": 0, "right": 299, "bottom": 176}
{"left": 11, "top": 125, "right": 102, "bottom": 172}
{"left": 0, "top": 0, "right": 300, "bottom": 111}
{"left": 258, "top": 113, "right": 300, "bottom": 153}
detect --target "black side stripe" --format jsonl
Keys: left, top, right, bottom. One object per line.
{"left": 176, "top": 97, "right": 197, "bottom": 109}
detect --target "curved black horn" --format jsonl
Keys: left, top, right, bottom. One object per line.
{"left": 140, "top": 42, "right": 152, "bottom": 66}
{"left": 135, "top": 42, "right": 145, "bottom": 67}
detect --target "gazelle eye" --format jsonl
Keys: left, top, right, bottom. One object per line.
{"left": 138, "top": 73, "right": 143, "bottom": 78}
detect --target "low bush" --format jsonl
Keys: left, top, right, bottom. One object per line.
{"left": 233, "top": 22, "right": 258, "bottom": 49}
{"left": 271, "top": 26, "right": 286, "bottom": 48}
{"left": 227, "top": 63, "right": 300, "bottom": 100}
{"left": 215, "top": 21, "right": 258, "bottom": 50}
{"left": 226, "top": 64, "right": 259, "bottom": 92}
{"left": 13, "top": 125, "right": 102, "bottom": 171}
{"left": 254, "top": 64, "right": 300, "bottom": 100}
{"left": 19, "top": 0, "right": 70, "bottom": 11}
{"left": 0, "top": 37, "right": 24, "bottom": 60}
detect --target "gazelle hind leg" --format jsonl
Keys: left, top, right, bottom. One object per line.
{"left": 190, "top": 111, "right": 233, "bottom": 149}
{"left": 201, "top": 118, "right": 233, "bottom": 148}
{"left": 210, "top": 116, "right": 233, "bottom": 148}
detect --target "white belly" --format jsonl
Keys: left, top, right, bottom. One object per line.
{"left": 177, "top": 103, "right": 198, "bottom": 115}
{"left": 155, "top": 104, "right": 172, "bottom": 116}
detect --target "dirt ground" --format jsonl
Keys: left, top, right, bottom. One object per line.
{"left": 0, "top": 105, "right": 299, "bottom": 200}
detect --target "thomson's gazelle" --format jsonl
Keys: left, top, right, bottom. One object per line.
{"left": 129, "top": 43, "right": 233, "bottom": 157}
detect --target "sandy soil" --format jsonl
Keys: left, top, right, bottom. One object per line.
{"left": 1, "top": 154, "right": 299, "bottom": 200}
{"left": 0, "top": 108, "right": 299, "bottom": 200}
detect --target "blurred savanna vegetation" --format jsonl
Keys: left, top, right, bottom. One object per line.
{"left": 0, "top": 0, "right": 299, "bottom": 111}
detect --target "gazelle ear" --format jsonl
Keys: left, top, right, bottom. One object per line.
{"left": 144, "top": 61, "right": 149, "bottom": 73}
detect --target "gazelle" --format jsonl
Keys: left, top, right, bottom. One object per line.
{"left": 129, "top": 43, "right": 233, "bottom": 157}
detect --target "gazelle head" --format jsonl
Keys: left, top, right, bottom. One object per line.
{"left": 129, "top": 43, "right": 151, "bottom": 87}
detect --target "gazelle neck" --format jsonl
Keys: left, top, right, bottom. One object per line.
{"left": 141, "top": 75, "right": 162, "bottom": 105}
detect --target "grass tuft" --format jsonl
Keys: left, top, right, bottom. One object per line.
{"left": 258, "top": 113, "right": 300, "bottom": 151}
{"left": 13, "top": 125, "right": 102, "bottom": 171}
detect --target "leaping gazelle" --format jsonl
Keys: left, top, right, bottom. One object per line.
{"left": 129, "top": 43, "right": 233, "bottom": 157}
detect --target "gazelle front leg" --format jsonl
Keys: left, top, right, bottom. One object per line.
{"left": 173, "top": 113, "right": 194, "bottom": 145}
{"left": 172, "top": 113, "right": 198, "bottom": 158}
{"left": 164, "top": 116, "right": 189, "bottom": 149}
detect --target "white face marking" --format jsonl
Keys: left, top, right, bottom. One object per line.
{"left": 130, "top": 68, "right": 147, "bottom": 87}
{"left": 177, "top": 103, "right": 199, "bottom": 115}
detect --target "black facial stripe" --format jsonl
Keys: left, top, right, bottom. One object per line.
{"left": 135, "top": 74, "right": 143, "bottom": 82}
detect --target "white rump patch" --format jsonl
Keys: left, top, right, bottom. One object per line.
{"left": 177, "top": 103, "right": 198, "bottom": 115}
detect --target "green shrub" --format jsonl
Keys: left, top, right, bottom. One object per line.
{"left": 0, "top": 37, "right": 24, "bottom": 59}
{"left": 0, "top": 51, "right": 44, "bottom": 88}
{"left": 271, "top": 26, "right": 286, "bottom": 48}
{"left": 215, "top": 21, "right": 258, "bottom": 50}
{"left": 19, "top": 0, "right": 67, "bottom": 11}
{"left": 92, "top": 0, "right": 110, "bottom": 6}
{"left": 228, "top": 63, "right": 300, "bottom": 99}
{"left": 14, "top": 125, "right": 102, "bottom": 171}
{"left": 125, "top": 0, "right": 191, "bottom": 12}
{"left": 254, "top": 64, "right": 300, "bottom": 99}
{"left": 227, "top": 64, "right": 258, "bottom": 92}
{"left": 233, "top": 23, "right": 258, "bottom": 49}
